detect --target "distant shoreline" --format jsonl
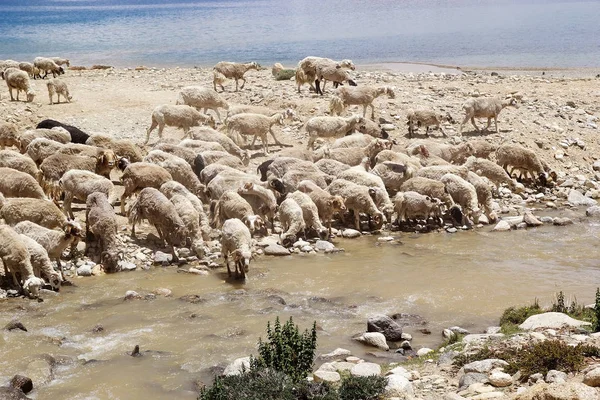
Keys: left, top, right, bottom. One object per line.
{"left": 74, "top": 60, "right": 599, "bottom": 78}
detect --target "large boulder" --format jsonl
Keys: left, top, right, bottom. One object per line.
{"left": 584, "top": 366, "right": 600, "bottom": 387}
{"left": 518, "top": 312, "right": 592, "bottom": 331}
{"left": 350, "top": 362, "right": 381, "bottom": 377}
{"left": 568, "top": 189, "right": 597, "bottom": 206}
{"left": 513, "top": 382, "right": 600, "bottom": 400}
{"left": 367, "top": 314, "right": 403, "bottom": 341}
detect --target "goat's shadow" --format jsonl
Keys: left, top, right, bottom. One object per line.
{"left": 214, "top": 271, "right": 248, "bottom": 285}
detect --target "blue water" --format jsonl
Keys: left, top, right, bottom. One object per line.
{"left": 1, "top": 0, "right": 599, "bottom": 68}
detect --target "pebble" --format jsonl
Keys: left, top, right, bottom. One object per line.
{"left": 313, "top": 370, "right": 341, "bottom": 383}
{"left": 488, "top": 371, "right": 512, "bottom": 387}
{"left": 314, "top": 240, "right": 335, "bottom": 252}
{"left": 118, "top": 261, "right": 137, "bottom": 271}
{"left": 76, "top": 265, "right": 93, "bottom": 277}
{"left": 263, "top": 244, "right": 290, "bottom": 256}
{"left": 124, "top": 290, "right": 141, "bottom": 300}
{"left": 553, "top": 217, "right": 574, "bottom": 226}
{"left": 378, "top": 236, "right": 394, "bottom": 242}
{"left": 417, "top": 348, "right": 434, "bottom": 357}
{"left": 342, "top": 229, "right": 361, "bottom": 238}
{"left": 154, "top": 251, "right": 172, "bottom": 265}
{"left": 492, "top": 220, "right": 511, "bottom": 231}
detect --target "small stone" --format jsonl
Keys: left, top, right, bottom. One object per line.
{"left": 342, "top": 229, "right": 361, "bottom": 238}
{"left": 400, "top": 341, "right": 412, "bottom": 350}
{"left": 124, "top": 290, "right": 141, "bottom": 300}
{"left": 350, "top": 362, "right": 381, "bottom": 377}
{"left": 593, "top": 161, "right": 600, "bottom": 172}
{"left": 153, "top": 288, "right": 172, "bottom": 297}
{"left": 446, "top": 227, "right": 458, "bottom": 233}
{"left": 489, "top": 371, "right": 512, "bottom": 387}
{"left": 314, "top": 240, "right": 335, "bottom": 252}
{"left": 118, "top": 261, "right": 137, "bottom": 271}
{"left": 293, "top": 240, "right": 310, "bottom": 248}
{"left": 319, "top": 348, "right": 351, "bottom": 360}
{"left": 4, "top": 321, "right": 27, "bottom": 332}
{"left": 492, "top": 220, "right": 511, "bottom": 231}
{"left": 153, "top": 251, "right": 172, "bottom": 265}
{"left": 400, "top": 332, "right": 412, "bottom": 341}
{"left": 188, "top": 268, "right": 209, "bottom": 275}
{"left": 587, "top": 206, "right": 600, "bottom": 217}
{"left": 553, "top": 217, "right": 574, "bottom": 226}
{"left": 76, "top": 265, "right": 92, "bottom": 276}
{"left": 263, "top": 244, "right": 290, "bottom": 256}
{"left": 417, "top": 348, "right": 433, "bottom": 357}
{"left": 378, "top": 236, "right": 394, "bottom": 242}
{"left": 300, "top": 245, "right": 313, "bottom": 253}
{"left": 443, "top": 329, "right": 456, "bottom": 340}
{"left": 355, "top": 332, "right": 389, "bottom": 351}
{"left": 523, "top": 212, "right": 543, "bottom": 227}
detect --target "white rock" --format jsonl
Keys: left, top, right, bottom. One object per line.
{"left": 584, "top": 367, "right": 600, "bottom": 387}
{"left": 518, "top": 312, "right": 592, "bottom": 330}
{"left": 545, "top": 369, "right": 567, "bottom": 384}
{"left": 223, "top": 356, "right": 250, "bottom": 376}
{"left": 417, "top": 348, "right": 434, "bottom": 357}
{"left": 463, "top": 359, "right": 509, "bottom": 374}
{"left": 313, "top": 370, "right": 341, "bottom": 383}
{"left": 342, "top": 229, "right": 361, "bottom": 238}
{"left": 319, "top": 348, "right": 351, "bottom": 360}
{"left": 350, "top": 362, "right": 381, "bottom": 377}
{"left": 76, "top": 265, "right": 92, "bottom": 276}
{"left": 314, "top": 240, "right": 335, "bottom": 252}
{"left": 356, "top": 332, "right": 389, "bottom": 351}
{"left": 489, "top": 371, "right": 512, "bottom": 387}
{"left": 385, "top": 374, "right": 414, "bottom": 398}
{"left": 492, "top": 220, "right": 511, "bottom": 231}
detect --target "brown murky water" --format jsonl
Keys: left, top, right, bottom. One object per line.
{"left": 1, "top": 217, "right": 599, "bottom": 399}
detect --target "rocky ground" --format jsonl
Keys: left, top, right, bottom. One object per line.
{"left": 1, "top": 65, "right": 600, "bottom": 398}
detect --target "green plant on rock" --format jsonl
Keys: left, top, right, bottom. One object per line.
{"left": 251, "top": 317, "right": 318, "bottom": 383}
{"left": 594, "top": 287, "right": 600, "bottom": 332}
{"left": 551, "top": 291, "right": 567, "bottom": 313}
{"left": 338, "top": 375, "right": 387, "bottom": 400}
{"left": 198, "top": 369, "right": 296, "bottom": 400}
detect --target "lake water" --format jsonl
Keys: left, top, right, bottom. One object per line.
{"left": 1, "top": 0, "right": 599, "bottom": 68}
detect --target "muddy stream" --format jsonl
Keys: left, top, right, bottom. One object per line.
{"left": 1, "top": 217, "right": 599, "bottom": 399}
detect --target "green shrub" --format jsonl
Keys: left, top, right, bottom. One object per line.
{"left": 338, "top": 375, "right": 386, "bottom": 400}
{"left": 551, "top": 291, "right": 567, "bottom": 313}
{"left": 252, "top": 317, "right": 317, "bottom": 383}
{"left": 294, "top": 381, "right": 338, "bottom": 400}
{"left": 578, "top": 343, "right": 600, "bottom": 358}
{"left": 198, "top": 369, "right": 296, "bottom": 400}
{"left": 499, "top": 299, "right": 542, "bottom": 328}
{"left": 506, "top": 340, "right": 584, "bottom": 379}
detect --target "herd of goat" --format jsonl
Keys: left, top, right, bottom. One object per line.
{"left": 0, "top": 55, "right": 554, "bottom": 297}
